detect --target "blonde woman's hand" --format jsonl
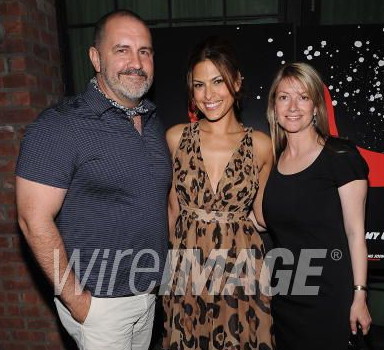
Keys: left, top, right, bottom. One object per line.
{"left": 350, "top": 292, "right": 371, "bottom": 335}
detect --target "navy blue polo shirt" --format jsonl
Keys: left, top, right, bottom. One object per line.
{"left": 16, "top": 83, "right": 172, "bottom": 297}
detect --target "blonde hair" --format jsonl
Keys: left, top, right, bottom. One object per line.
{"left": 267, "top": 62, "right": 329, "bottom": 159}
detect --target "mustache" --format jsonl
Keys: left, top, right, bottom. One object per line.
{"left": 119, "top": 68, "right": 148, "bottom": 78}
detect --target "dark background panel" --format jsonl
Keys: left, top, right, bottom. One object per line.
{"left": 296, "top": 24, "right": 384, "bottom": 152}
{"left": 152, "top": 23, "right": 294, "bottom": 132}
{"left": 296, "top": 24, "right": 384, "bottom": 270}
{"left": 366, "top": 188, "right": 384, "bottom": 270}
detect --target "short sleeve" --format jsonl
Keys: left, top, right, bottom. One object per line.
{"left": 328, "top": 138, "right": 369, "bottom": 187}
{"left": 15, "top": 109, "right": 77, "bottom": 189}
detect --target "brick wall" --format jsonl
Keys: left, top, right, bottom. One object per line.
{"left": 0, "top": 0, "right": 71, "bottom": 348}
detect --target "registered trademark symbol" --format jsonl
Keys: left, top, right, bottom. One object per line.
{"left": 331, "top": 249, "right": 342, "bottom": 261}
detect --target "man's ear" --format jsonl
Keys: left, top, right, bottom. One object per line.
{"left": 235, "top": 71, "right": 243, "bottom": 92}
{"left": 89, "top": 46, "right": 101, "bottom": 73}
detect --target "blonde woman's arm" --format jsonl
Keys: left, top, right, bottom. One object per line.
{"left": 339, "top": 179, "right": 371, "bottom": 335}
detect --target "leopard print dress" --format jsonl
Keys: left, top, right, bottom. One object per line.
{"left": 162, "top": 122, "right": 274, "bottom": 350}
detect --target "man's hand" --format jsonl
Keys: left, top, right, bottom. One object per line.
{"left": 66, "top": 290, "right": 93, "bottom": 324}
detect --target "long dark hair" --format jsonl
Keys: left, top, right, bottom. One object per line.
{"left": 187, "top": 36, "right": 243, "bottom": 119}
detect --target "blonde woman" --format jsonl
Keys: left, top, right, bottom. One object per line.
{"left": 263, "top": 62, "right": 371, "bottom": 350}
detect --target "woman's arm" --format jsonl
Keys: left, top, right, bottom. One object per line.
{"left": 166, "top": 124, "right": 186, "bottom": 237}
{"left": 338, "top": 179, "right": 371, "bottom": 335}
{"left": 252, "top": 131, "right": 273, "bottom": 230}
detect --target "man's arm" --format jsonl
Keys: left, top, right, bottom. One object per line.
{"left": 16, "top": 176, "right": 91, "bottom": 323}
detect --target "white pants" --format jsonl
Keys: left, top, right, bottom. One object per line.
{"left": 54, "top": 294, "right": 156, "bottom": 350}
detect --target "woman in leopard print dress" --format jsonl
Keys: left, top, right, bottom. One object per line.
{"left": 162, "top": 36, "right": 274, "bottom": 350}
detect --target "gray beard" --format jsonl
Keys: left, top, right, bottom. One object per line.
{"left": 102, "top": 68, "right": 153, "bottom": 102}
{"left": 117, "top": 77, "right": 152, "bottom": 100}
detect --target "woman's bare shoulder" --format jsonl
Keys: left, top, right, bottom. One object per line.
{"left": 166, "top": 123, "right": 189, "bottom": 154}
{"left": 251, "top": 130, "right": 273, "bottom": 165}
{"left": 251, "top": 130, "right": 272, "bottom": 150}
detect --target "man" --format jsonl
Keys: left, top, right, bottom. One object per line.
{"left": 16, "top": 10, "right": 171, "bottom": 350}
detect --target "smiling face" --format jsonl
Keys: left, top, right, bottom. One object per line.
{"left": 89, "top": 15, "right": 154, "bottom": 107}
{"left": 192, "top": 59, "right": 240, "bottom": 122}
{"left": 274, "top": 77, "right": 317, "bottom": 134}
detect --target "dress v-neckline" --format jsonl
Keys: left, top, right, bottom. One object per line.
{"left": 196, "top": 122, "right": 249, "bottom": 196}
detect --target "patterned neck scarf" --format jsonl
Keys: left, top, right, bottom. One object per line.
{"left": 91, "top": 77, "right": 149, "bottom": 120}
